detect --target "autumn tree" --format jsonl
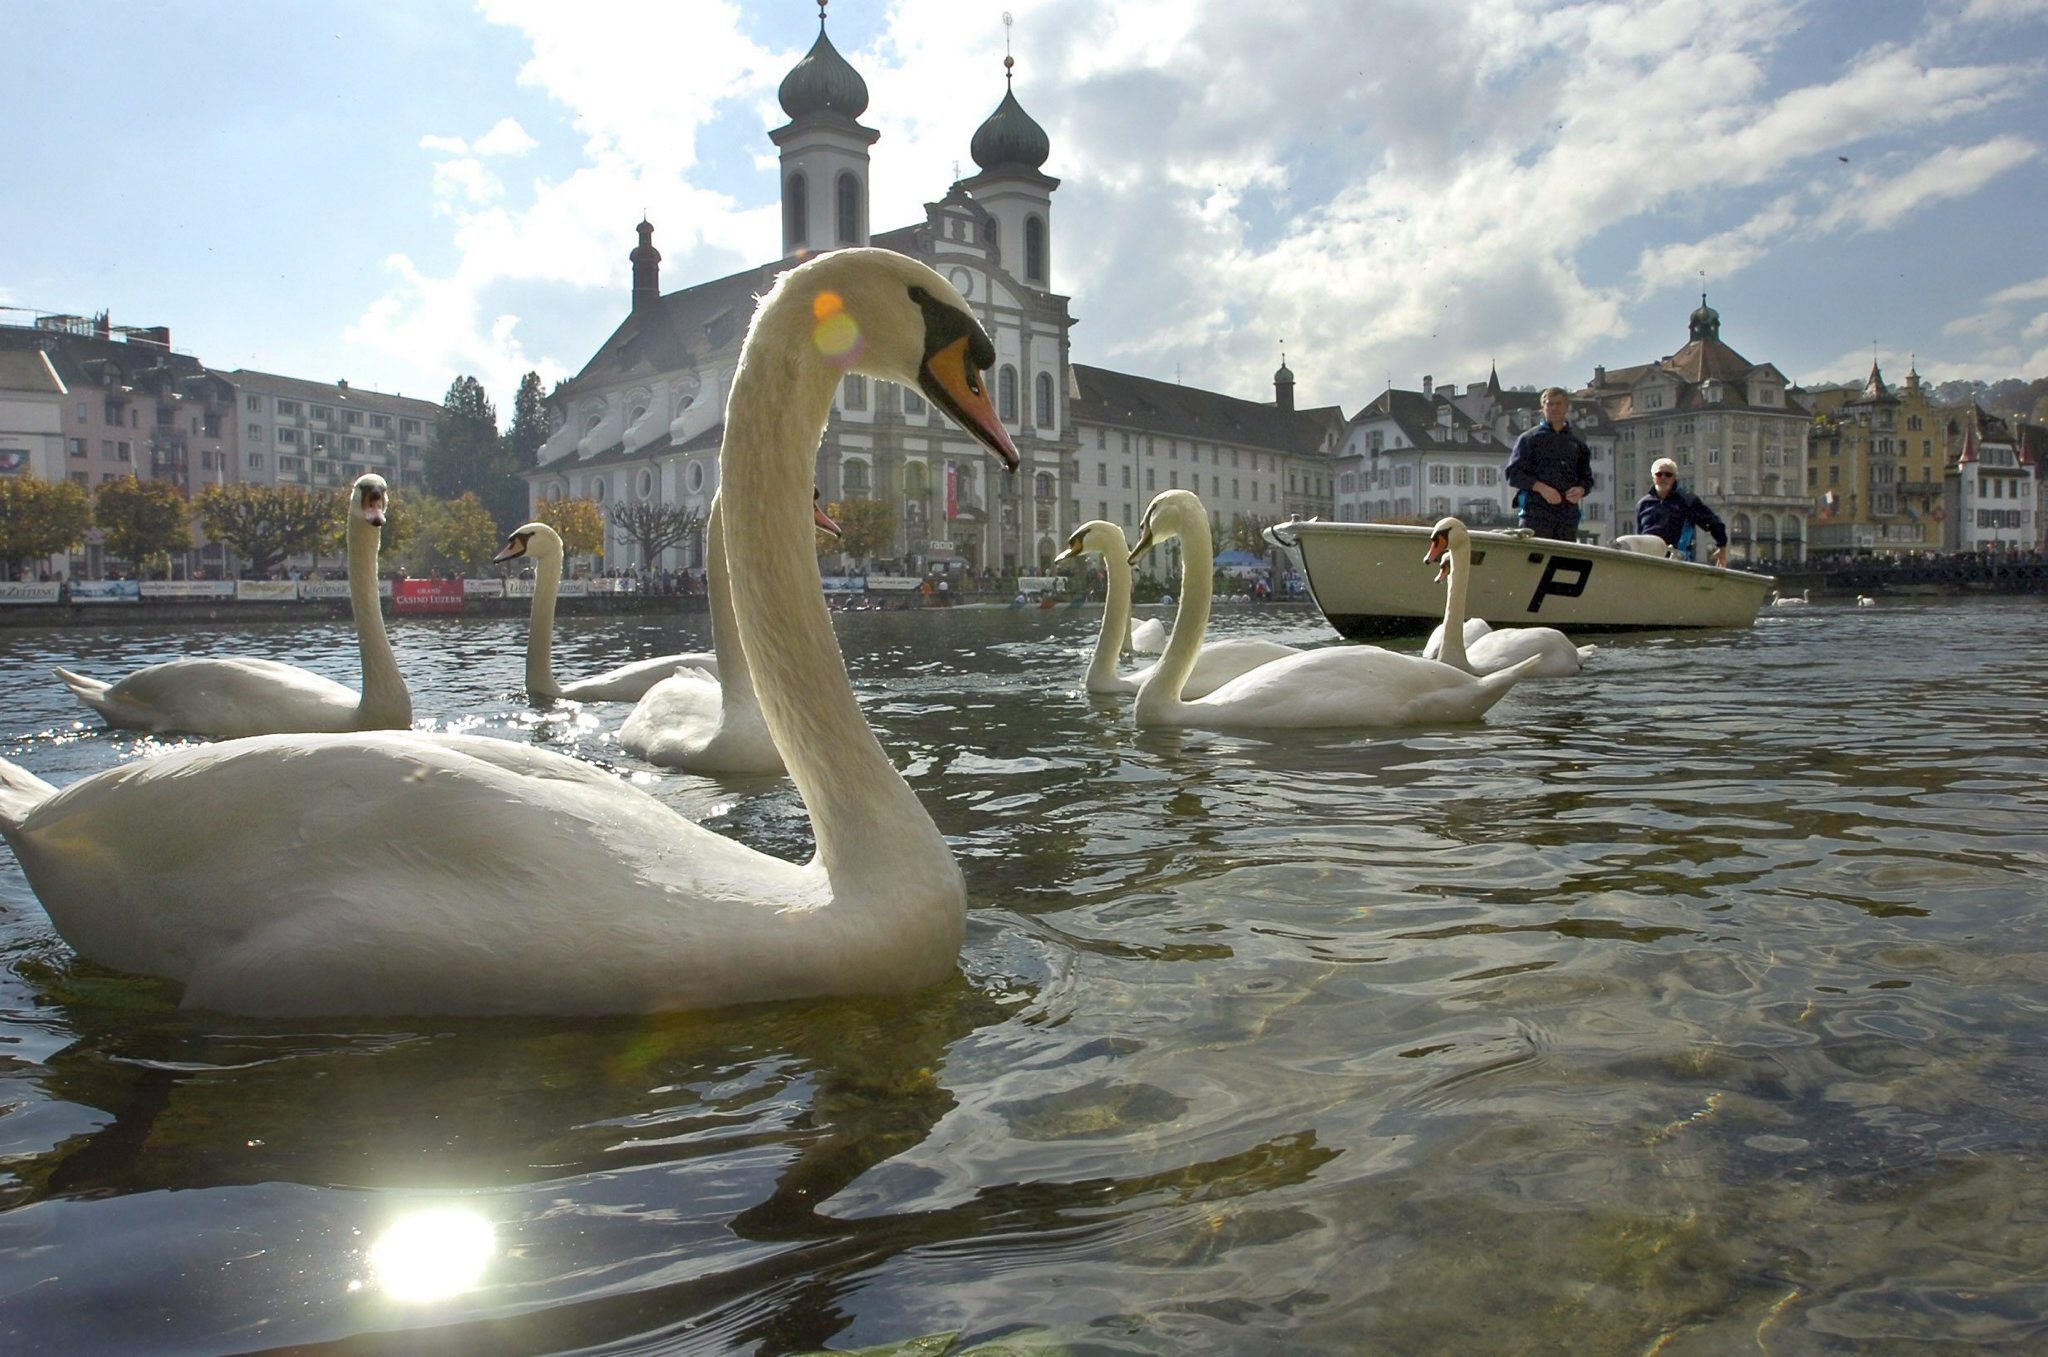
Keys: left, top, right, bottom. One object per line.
{"left": 1230, "top": 512, "right": 1281, "bottom": 554}
{"left": 0, "top": 474, "right": 93, "bottom": 579}
{"left": 536, "top": 496, "right": 605, "bottom": 558}
{"left": 608, "top": 498, "right": 703, "bottom": 568}
{"left": 195, "top": 483, "right": 333, "bottom": 578}
{"left": 401, "top": 492, "right": 502, "bottom": 578}
{"left": 94, "top": 476, "right": 193, "bottom": 574}
{"left": 824, "top": 497, "right": 898, "bottom": 567}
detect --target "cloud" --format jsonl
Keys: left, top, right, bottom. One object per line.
{"left": 474, "top": 117, "right": 538, "bottom": 157}
{"left": 1990, "top": 275, "right": 2048, "bottom": 304}
{"left": 1816, "top": 135, "right": 2038, "bottom": 232}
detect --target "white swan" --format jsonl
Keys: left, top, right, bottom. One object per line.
{"left": 53, "top": 474, "right": 411, "bottom": 738}
{"left": 498, "top": 521, "right": 717, "bottom": 702}
{"left": 614, "top": 493, "right": 833, "bottom": 775}
{"left": 0, "top": 247, "right": 1020, "bottom": 1016}
{"left": 1129, "top": 616, "right": 1168, "bottom": 654}
{"left": 1126, "top": 490, "right": 1538, "bottom": 729}
{"left": 1055, "top": 519, "right": 1296, "bottom": 698}
{"left": 1856, "top": 594, "right": 1875, "bottom": 606}
{"left": 1769, "top": 589, "right": 1810, "bottom": 606}
{"left": 1423, "top": 517, "right": 1594, "bottom": 678}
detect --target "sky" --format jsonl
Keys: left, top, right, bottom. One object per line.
{"left": 6, "top": 0, "right": 2046, "bottom": 418}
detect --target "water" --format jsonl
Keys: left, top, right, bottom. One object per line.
{"left": 3, "top": 597, "right": 2047, "bottom": 1355}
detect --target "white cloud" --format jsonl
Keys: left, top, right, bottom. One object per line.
{"left": 474, "top": 117, "right": 538, "bottom": 157}
{"left": 1817, "top": 135, "right": 2038, "bottom": 232}
{"left": 419, "top": 134, "right": 469, "bottom": 155}
{"left": 1990, "top": 275, "right": 2048, "bottom": 304}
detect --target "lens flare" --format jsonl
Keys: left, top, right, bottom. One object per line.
{"left": 368, "top": 1207, "right": 495, "bottom": 1302}
{"left": 810, "top": 291, "right": 863, "bottom": 367}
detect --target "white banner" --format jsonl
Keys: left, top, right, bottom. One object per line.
{"left": 299, "top": 580, "right": 354, "bottom": 600}
{"left": 0, "top": 581, "right": 62, "bottom": 604}
{"left": 69, "top": 580, "right": 142, "bottom": 603}
{"left": 866, "top": 574, "right": 923, "bottom": 592}
{"left": 822, "top": 577, "right": 866, "bottom": 593}
{"left": 506, "top": 579, "right": 589, "bottom": 599}
{"left": 141, "top": 580, "right": 237, "bottom": 599}
{"left": 237, "top": 580, "right": 299, "bottom": 602}
{"left": 1017, "top": 575, "right": 1064, "bottom": 596}
{"left": 463, "top": 578, "right": 505, "bottom": 598}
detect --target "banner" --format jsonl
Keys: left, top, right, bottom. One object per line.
{"left": 507, "top": 578, "right": 590, "bottom": 599}
{"left": 866, "top": 574, "right": 923, "bottom": 592}
{"left": 393, "top": 579, "right": 466, "bottom": 614}
{"left": 945, "top": 460, "right": 958, "bottom": 520}
{"left": 822, "top": 577, "right": 867, "bottom": 594}
{"left": 237, "top": 580, "right": 299, "bottom": 602}
{"left": 462, "top": 578, "right": 505, "bottom": 598}
{"left": 0, "top": 581, "right": 61, "bottom": 604}
{"left": 299, "top": 580, "right": 354, "bottom": 600}
{"left": 69, "top": 580, "right": 142, "bottom": 604}
{"left": 140, "top": 580, "right": 237, "bottom": 599}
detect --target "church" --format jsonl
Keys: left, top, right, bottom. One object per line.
{"left": 523, "top": 12, "right": 1341, "bottom": 578}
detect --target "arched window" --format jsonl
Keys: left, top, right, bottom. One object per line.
{"left": 784, "top": 173, "right": 808, "bottom": 251}
{"left": 1034, "top": 471, "right": 1054, "bottom": 499}
{"left": 842, "top": 459, "right": 870, "bottom": 494}
{"left": 1035, "top": 372, "right": 1054, "bottom": 430}
{"left": 836, "top": 172, "right": 861, "bottom": 245}
{"left": 904, "top": 462, "right": 929, "bottom": 498}
{"left": 999, "top": 366, "right": 1018, "bottom": 423}
{"left": 1024, "top": 215, "right": 1046, "bottom": 282}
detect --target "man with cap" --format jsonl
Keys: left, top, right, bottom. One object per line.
{"left": 1505, "top": 387, "right": 1594, "bottom": 541}
{"left": 1636, "top": 457, "right": 1729, "bottom": 566}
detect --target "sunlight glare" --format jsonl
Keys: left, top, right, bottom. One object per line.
{"left": 368, "top": 1207, "right": 495, "bottom": 1302}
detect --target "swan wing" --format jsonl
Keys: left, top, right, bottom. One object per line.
{"left": 1421, "top": 617, "right": 1490, "bottom": 661}
{"left": 557, "top": 651, "right": 719, "bottom": 703}
{"left": 619, "top": 670, "right": 784, "bottom": 774}
{"left": 1464, "top": 627, "right": 1589, "bottom": 678}
{"left": 56, "top": 658, "right": 363, "bottom": 737}
{"left": 1129, "top": 617, "right": 1168, "bottom": 654}
{"left": 1184, "top": 646, "right": 1519, "bottom": 728}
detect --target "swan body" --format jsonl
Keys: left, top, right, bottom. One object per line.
{"left": 1769, "top": 589, "right": 1810, "bottom": 606}
{"left": 1612, "top": 533, "right": 1673, "bottom": 558}
{"left": 53, "top": 474, "right": 410, "bottom": 738}
{"left": 1856, "top": 594, "right": 1875, "bottom": 606}
{"left": 1425, "top": 517, "right": 1594, "bottom": 678}
{"left": 1129, "top": 616, "right": 1167, "bottom": 654}
{"left": 501, "top": 523, "right": 716, "bottom": 702}
{"left": 1423, "top": 617, "right": 1495, "bottom": 662}
{"left": 1127, "top": 491, "right": 1537, "bottom": 729}
{"left": 0, "top": 247, "right": 1020, "bottom": 1016}
{"left": 1054, "top": 520, "right": 1296, "bottom": 698}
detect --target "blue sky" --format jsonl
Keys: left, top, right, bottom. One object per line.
{"left": 6, "top": 0, "right": 2045, "bottom": 416}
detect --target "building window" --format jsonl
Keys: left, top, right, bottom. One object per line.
{"left": 835, "top": 172, "right": 861, "bottom": 244}
{"left": 842, "top": 374, "right": 867, "bottom": 410}
{"left": 842, "top": 459, "right": 870, "bottom": 494}
{"left": 277, "top": 399, "right": 300, "bottom": 417}
{"left": 999, "top": 366, "right": 1018, "bottom": 423}
{"left": 248, "top": 452, "right": 264, "bottom": 469}
{"left": 785, "top": 173, "right": 808, "bottom": 250}
{"left": 116, "top": 441, "right": 130, "bottom": 462}
{"left": 68, "top": 438, "right": 86, "bottom": 457}
{"left": 245, "top": 395, "right": 262, "bottom": 411}
{"left": 1024, "top": 215, "right": 1046, "bottom": 283}
{"left": 1035, "top": 372, "right": 1054, "bottom": 429}
{"left": 1096, "top": 464, "right": 1107, "bottom": 486}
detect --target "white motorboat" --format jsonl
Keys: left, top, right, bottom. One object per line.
{"left": 1267, "top": 520, "right": 1775, "bottom": 639}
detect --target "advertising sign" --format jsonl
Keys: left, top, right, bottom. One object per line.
{"left": 462, "top": 578, "right": 505, "bottom": 598}
{"left": 237, "top": 581, "right": 299, "bottom": 602}
{"left": 140, "top": 580, "right": 237, "bottom": 599}
{"left": 866, "top": 574, "right": 923, "bottom": 592}
{"left": 0, "top": 581, "right": 61, "bottom": 604}
{"left": 69, "top": 579, "right": 142, "bottom": 604}
{"left": 393, "top": 579, "right": 466, "bottom": 614}
{"left": 822, "top": 577, "right": 866, "bottom": 594}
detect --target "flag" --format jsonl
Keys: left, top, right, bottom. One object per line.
{"left": 945, "top": 460, "right": 958, "bottom": 520}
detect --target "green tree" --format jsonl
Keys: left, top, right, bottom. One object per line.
{"left": 317, "top": 482, "right": 413, "bottom": 567}
{"left": 824, "top": 497, "right": 898, "bottom": 567}
{"left": 94, "top": 476, "right": 193, "bottom": 575}
{"left": 1230, "top": 511, "right": 1280, "bottom": 554}
{"left": 426, "top": 375, "right": 527, "bottom": 531}
{"left": 195, "top": 482, "right": 334, "bottom": 578}
{"left": 402, "top": 492, "right": 502, "bottom": 577}
{"left": 505, "top": 371, "right": 550, "bottom": 472}
{"left": 0, "top": 474, "right": 93, "bottom": 578}
{"left": 536, "top": 496, "right": 605, "bottom": 558}
{"left": 608, "top": 498, "right": 703, "bottom": 568}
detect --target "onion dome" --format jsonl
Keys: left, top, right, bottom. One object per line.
{"left": 970, "top": 59, "right": 1050, "bottom": 171}
{"left": 778, "top": 11, "right": 869, "bottom": 121}
{"left": 1274, "top": 357, "right": 1295, "bottom": 384}
{"left": 1688, "top": 293, "right": 1721, "bottom": 342}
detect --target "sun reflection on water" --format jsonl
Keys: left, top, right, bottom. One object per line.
{"left": 366, "top": 1207, "right": 495, "bottom": 1302}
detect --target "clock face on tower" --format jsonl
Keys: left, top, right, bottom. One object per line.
{"left": 948, "top": 267, "right": 974, "bottom": 298}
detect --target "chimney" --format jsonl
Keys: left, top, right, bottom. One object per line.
{"left": 1421, "top": 374, "right": 1433, "bottom": 397}
{"left": 630, "top": 220, "right": 662, "bottom": 315}
{"left": 1593, "top": 365, "right": 1606, "bottom": 386}
{"left": 337, "top": 378, "right": 349, "bottom": 391}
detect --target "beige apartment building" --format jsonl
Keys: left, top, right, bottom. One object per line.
{"left": 229, "top": 371, "right": 438, "bottom": 497}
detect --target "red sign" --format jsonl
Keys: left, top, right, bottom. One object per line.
{"left": 393, "top": 579, "right": 466, "bottom": 614}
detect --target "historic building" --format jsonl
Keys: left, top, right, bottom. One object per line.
{"left": 1805, "top": 362, "right": 1944, "bottom": 556}
{"left": 526, "top": 18, "right": 1083, "bottom": 574}
{"left": 1332, "top": 372, "right": 1620, "bottom": 541}
{"left": 1583, "top": 298, "right": 1811, "bottom": 562}
{"left": 1943, "top": 402, "right": 2037, "bottom": 551}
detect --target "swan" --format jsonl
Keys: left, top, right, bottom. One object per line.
{"left": 0, "top": 247, "right": 1020, "bottom": 1016}
{"left": 613, "top": 492, "right": 837, "bottom": 775}
{"left": 1856, "top": 594, "right": 1875, "bottom": 607}
{"left": 52, "top": 473, "right": 411, "bottom": 738}
{"left": 1054, "top": 519, "right": 1297, "bottom": 698}
{"left": 499, "top": 521, "right": 717, "bottom": 702}
{"left": 1423, "top": 517, "right": 1594, "bottom": 678}
{"left": 1125, "top": 490, "right": 1538, "bottom": 730}
{"left": 1129, "top": 615, "right": 1167, "bottom": 654}
{"left": 1769, "top": 589, "right": 1810, "bottom": 606}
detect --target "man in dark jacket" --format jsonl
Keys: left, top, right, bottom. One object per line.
{"left": 1636, "top": 456, "right": 1729, "bottom": 566}
{"left": 1505, "top": 387, "right": 1594, "bottom": 541}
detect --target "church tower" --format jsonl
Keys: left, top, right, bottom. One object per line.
{"left": 771, "top": 2, "right": 878, "bottom": 258}
{"left": 961, "top": 39, "right": 1057, "bottom": 288}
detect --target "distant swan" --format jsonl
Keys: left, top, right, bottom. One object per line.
{"left": 614, "top": 493, "right": 839, "bottom": 775}
{"left": 0, "top": 247, "right": 1020, "bottom": 1016}
{"left": 1856, "top": 594, "right": 1875, "bottom": 606}
{"left": 1423, "top": 517, "right": 1594, "bottom": 678}
{"left": 1126, "top": 490, "right": 1538, "bottom": 729}
{"left": 1769, "top": 589, "right": 1811, "bottom": 606}
{"left": 1054, "top": 519, "right": 1296, "bottom": 698}
{"left": 53, "top": 473, "right": 411, "bottom": 738}
{"left": 499, "top": 521, "right": 716, "bottom": 702}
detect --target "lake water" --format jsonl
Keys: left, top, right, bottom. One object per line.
{"left": 3, "top": 596, "right": 2047, "bottom": 1356}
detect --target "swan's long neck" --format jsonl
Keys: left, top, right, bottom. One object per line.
{"left": 348, "top": 514, "right": 410, "bottom": 725}
{"left": 722, "top": 295, "right": 951, "bottom": 902}
{"left": 1084, "top": 533, "right": 1134, "bottom": 690}
{"left": 704, "top": 495, "right": 759, "bottom": 709}
{"left": 1439, "top": 535, "right": 1474, "bottom": 673}
{"left": 524, "top": 544, "right": 564, "bottom": 699}
{"left": 1135, "top": 511, "right": 1214, "bottom": 721}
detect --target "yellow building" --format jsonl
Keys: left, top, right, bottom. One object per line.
{"left": 1806, "top": 362, "right": 1942, "bottom": 556}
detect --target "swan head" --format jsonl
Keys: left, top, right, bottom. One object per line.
{"left": 1127, "top": 490, "right": 1203, "bottom": 565}
{"left": 1055, "top": 519, "right": 1124, "bottom": 565}
{"left": 351, "top": 473, "right": 390, "bottom": 529}
{"left": 494, "top": 521, "right": 563, "bottom": 565}
{"left": 1424, "top": 516, "right": 1469, "bottom": 582}
{"left": 774, "top": 248, "right": 1018, "bottom": 471}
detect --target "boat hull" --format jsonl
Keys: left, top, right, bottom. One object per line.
{"left": 1273, "top": 521, "right": 1775, "bottom": 639}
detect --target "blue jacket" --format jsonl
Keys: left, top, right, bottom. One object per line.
{"left": 1505, "top": 422, "right": 1593, "bottom": 509}
{"left": 1636, "top": 485, "right": 1727, "bottom": 550}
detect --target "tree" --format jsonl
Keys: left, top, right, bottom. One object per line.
{"left": 1230, "top": 511, "right": 1281, "bottom": 554}
{"left": 607, "top": 497, "right": 703, "bottom": 568}
{"left": 318, "top": 482, "right": 414, "bottom": 567}
{"left": 824, "top": 497, "right": 898, "bottom": 567}
{"left": 94, "top": 476, "right": 193, "bottom": 575}
{"left": 504, "top": 371, "right": 550, "bottom": 472}
{"left": 0, "top": 474, "right": 92, "bottom": 579}
{"left": 195, "top": 482, "right": 334, "bottom": 578}
{"left": 401, "top": 492, "right": 502, "bottom": 577}
{"left": 536, "top": 496, "right": 605, "bottom": 558}
{"left": 426, "top": 375, "right": 527, "bottom": 531}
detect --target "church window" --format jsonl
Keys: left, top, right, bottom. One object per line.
{"left": 1024, "top": 216, "right": 1046, "bottom": 283}
{"left": 785, "top": 173, "right": 808, "bottom": 251}
{"left": 998, "top": 366, "right": 1018, "bottom": 423}
{"left": 1035, "top": 372, "right": 1054, "bottom": 429}
{"left": 835, "top": 172, "right": 861, "bottom": 245}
